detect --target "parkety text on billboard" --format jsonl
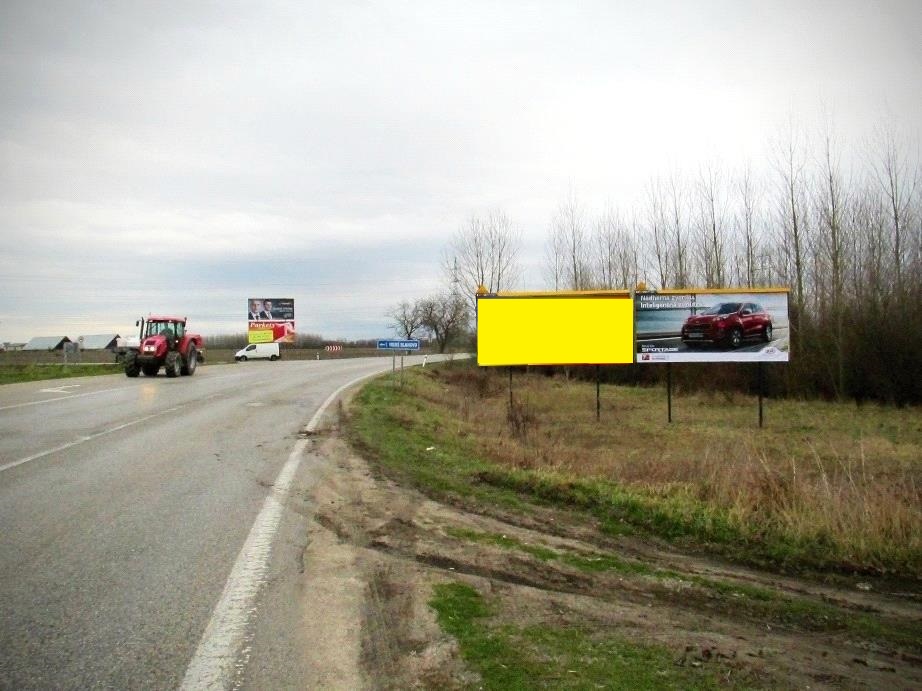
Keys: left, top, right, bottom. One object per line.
{"left": 247, "top": 297, "right": 295, "bottom": 344}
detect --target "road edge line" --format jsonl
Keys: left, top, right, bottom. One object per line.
{"left": 179, "top": 367, "right": 387, "bottom": 690}
{"left": 305, "top": 369, "right": 386, "bottom": 433}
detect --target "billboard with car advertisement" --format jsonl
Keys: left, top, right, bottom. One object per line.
{"left": 247, "top": 298, "right": 295, "bottom": 344}
{"left": 635, "top": 288, "right": 789, "bottom": 363}
{"left": 476, "top": 290, "right": 634, "bottom": 366}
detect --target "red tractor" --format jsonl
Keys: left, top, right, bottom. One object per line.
{"left": 124, "top": 316, "right": 205, "bottom": 378}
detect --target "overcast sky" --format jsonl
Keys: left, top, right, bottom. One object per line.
{"left": 1, "top": 1, "right": 920, "bottom": 342}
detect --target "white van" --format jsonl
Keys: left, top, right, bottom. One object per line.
{"left": 235, "top": 343, "right": 280, "bottom": 361}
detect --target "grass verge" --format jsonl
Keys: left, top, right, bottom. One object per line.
{"left": 0, "top": 364, "right": 121, "bottom": 385}
{"left": 445, "top": 527, "right": 922, "bottom": 651}
{"left": 348, "top": 366, "right": 921, "bottom": 578}
{"left": 350, "top": 366, "right": 922, "bottom": 683}
{"left": 430, "top": 581, "right": 734, "bottom": 690}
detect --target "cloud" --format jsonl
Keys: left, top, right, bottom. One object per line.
{"left": 1, "top": 0, "right": 920, "bottom": 342}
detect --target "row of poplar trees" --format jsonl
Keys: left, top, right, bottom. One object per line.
{"left": 440, "top": 120, "right": 921, "bottom": 405}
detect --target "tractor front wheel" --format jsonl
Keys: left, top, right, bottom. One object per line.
{"left": 125, "top": 352, "right": 141, "bottom": 378}
{"left": 165, "top": 351, "right": 181, "bottom": 378}
{"left": 181, "top": 345, "right": 197, "bottom": 376}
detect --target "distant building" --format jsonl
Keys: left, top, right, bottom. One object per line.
{"left": 77, "top": 334, "right": 121, "bottom": 351}
{"left": 23, "top": 336, "right": 72, "bottom": 351}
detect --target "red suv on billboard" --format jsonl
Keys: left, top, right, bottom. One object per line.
{"left": 681, "top": 302, "right": 773, "bottom": 349}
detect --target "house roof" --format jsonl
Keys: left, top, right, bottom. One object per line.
{"left": 23, "top": 336, "right": 72, "bottom": 350}
{"left": 78, "top": 334, "right": 121, "bottom": 350}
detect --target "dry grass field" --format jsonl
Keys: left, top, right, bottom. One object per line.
{"left": 379, "top": 364, "right": 921, "bottom": 576}
{"left": 347, "top": 363, "right": 922, "bottom": 687}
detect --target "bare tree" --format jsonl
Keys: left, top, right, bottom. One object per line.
{"left": 624, "top": 215, "right": 644, "bottom": 289}
{"left": 444, "top": 210, "right": 522, "bottom": 308}
{"left": 593, "top": 207, "right": 618, "bottom": 289}
{"left": 869, "top": 121, "right": 919, "bottom": 296}
{"left": 543, "top": 223, "right": 566, "bottom": 290}
{"left": 812, "top": 120, "right": 852, "bottom": 397}
{"left": 390, "top": 300, "right": 424, "bottom": 339}
{"left": 665, "top": 172, "right": 691, "bottom": 287}
{"left": 771, "top": 119, "right": 811, "bottom": 314}
{"left": 913, "top": 164, "right": 922, "bottom": 295}
{"left": 593, "top": 206, "right": 639, "bottom": 289}
{"left": 816, "top": 124, "right": 850, "bottom": 305}
{"left": 547, "top": 189, "right": 591, "bottom": 290}
{"left": 645, "top": 179, "right": 670, "bottom": 288}
{"left": 851, "top": 182, "right": 888, "bottom": 304}
{"left": 734, "top": 164, "right": 763, "bottom": 287}
{"left": 419, "top": 293, "right": 469, "bottom": 353}
{"left": 695, "top": 163, "right": 728, "bottom": 288}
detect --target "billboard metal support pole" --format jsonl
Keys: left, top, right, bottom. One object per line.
{"left": 400, "top": 355, "right": 404, "bottom": 387}
{"left": 666, "top": 363, "right": 673, "bottom": 423}
{"left": 758, "top": 363, "right": 764, "bottom": 428}
{"left": 595, "top": 365, "right": 600, "bottom": 421}
{"left": 508, "top": 367, "right": 513, "bottom": 408}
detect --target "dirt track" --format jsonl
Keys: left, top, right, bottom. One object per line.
{"left": 296, "top": 426, "right": 922, "bottom": 689}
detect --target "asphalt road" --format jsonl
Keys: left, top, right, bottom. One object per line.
{"left": 638, "top": 325, "right": 790, "bottom": 353}
{"left": 0, "top": 356, "right": 440, "bottom": 690}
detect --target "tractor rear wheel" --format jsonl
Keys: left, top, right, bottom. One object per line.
{"left": 165, "top": 351, "right": 181, "bottom": 378}
{"left": 125, "top": 352, "right": 141, "bottom": 378}
{"left": 181, "top": 345, "right": 197, "bottom": 376}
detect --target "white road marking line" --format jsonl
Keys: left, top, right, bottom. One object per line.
{"left": 39, "top": 384, "right": 81, "bottom": 394}
{"left": 0, "top": 386, "right": 128, "bottom": 411}
{"left": 0, "top": 392, "right": 224, "bottom": 473}
{"left": 305, "top": 369, "right": 386, "bottom": 433}
{"left": 179, "top": 439, "right": 308, "bottom": 691}
{"left": 180, "top": 366, "right": 389, "bottom": 691}
{"left": 0, "top": 413, "right": 160, "bottom": 473}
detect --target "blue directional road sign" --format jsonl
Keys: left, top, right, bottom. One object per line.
{"left": 377, "top": 339, "right": 421, "bottom": 350}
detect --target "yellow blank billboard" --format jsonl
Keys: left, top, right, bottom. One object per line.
{"left": 477, "top": 291, "right": 634, "bottom": 366}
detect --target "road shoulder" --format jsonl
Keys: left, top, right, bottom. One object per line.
{"left": 294, "top": 425, "right": 922, "bottom": 688}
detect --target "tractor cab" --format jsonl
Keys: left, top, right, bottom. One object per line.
{"left": 142, "top": 318, "right": 185, "bottom": 347}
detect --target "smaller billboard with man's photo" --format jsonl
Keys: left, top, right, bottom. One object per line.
{"left": 635, "top": 288, "right": 789, "bottom": 363}
{"left": 247, "top": 298, "right": 294, "bottom": 322}
{"left": 247, "top": 297, "right": 295, "bottom": 343}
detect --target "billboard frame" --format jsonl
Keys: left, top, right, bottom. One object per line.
{"left": 476, "top": 289, "right": 635, "bottom": 367}
{"left": 247, "top": 297, "right": 296, "bottom": 344}
{"left": 475, "top": 285, "right": 790, "bottom": 429}
{"left": 635, "top": 286, "right": 790, "bottom": 428}
{"left": 635, "top": 287, "right": 790, "bottom": 364}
